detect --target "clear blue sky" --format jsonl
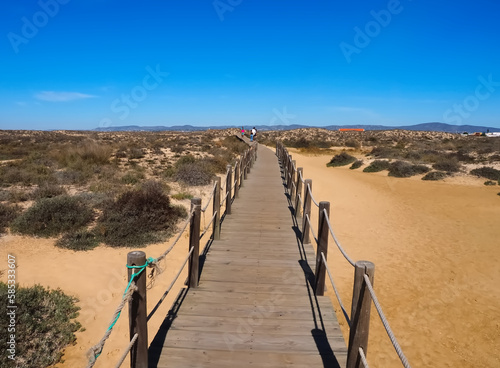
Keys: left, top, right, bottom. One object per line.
{"left": 1, "top": 0, "right": 500, "bottom": 130}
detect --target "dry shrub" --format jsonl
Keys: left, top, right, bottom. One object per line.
{"left": 31, "top": 183, "right": 67, "bottom": 200}
{"left": 11, "top": 196, "right": 93, "bottom": 237}
{"left": 388, "top": 161, "right": 430, "bottom": 178}
{"left": 470, "top": 167, "right": 500, "bottom": 181}
{"left": 0, "top": 203, "right": 20, "bottom": 233}
{"left": 96, "top": 180, "right": 187, "bottom": 247}
{"left": 363, "top": 160, "right": 391, "bottom": 172}
{"left": 56, "top": 229, "right": 99, "bottom": 251}
{"left": 175, "top": 162, "right": 214, "bottom": 186}
{"left": 0, "top": 283, "right": 80, "bottom": 368}
{"left": 432, "top": 158, "right": 462, "bottom": 173}
{"left": 350, "top": 160, "right": 363, "bottom": 170}
{"left": 422, "top": 171, "right": 449, "bottom": 181}
{"left": 326, "top": 152, "right": 357, "bottom": 167}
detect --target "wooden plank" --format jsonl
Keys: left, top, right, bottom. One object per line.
{"left": 152, "top": 347, "right": 345, "bottom": 368}
{"left": 151, "top": 145, "right": 347, "bottom": 368}
{"left": 161, "top": 330, "right": 347, "bottom": 353}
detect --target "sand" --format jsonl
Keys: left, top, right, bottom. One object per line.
{"left": 0, "top": 182, "right": 218, "bottom": 368}
{"left": 288, "top": 148, "right": 500, "bottom": 368}
{"left": 1, "top": 149, "right": 500, "bottom": 367}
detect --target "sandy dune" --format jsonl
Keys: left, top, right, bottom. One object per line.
{"left": 1, "top": 146, "right": 499, "bottom": 367}
{"left": 288, "top": 148, "right": 500, "bottom": 368}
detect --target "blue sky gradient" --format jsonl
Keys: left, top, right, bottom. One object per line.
{"left": 1, "top": 0, "right": 500, "bottom": 130}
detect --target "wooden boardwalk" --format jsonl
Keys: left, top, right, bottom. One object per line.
{"left": 149, "top": 145, "right": 347, "bottom": 368}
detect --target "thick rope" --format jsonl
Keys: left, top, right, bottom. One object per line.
{"left": 359, "top": 347, "right": 370, "bottom": 368}
{"left": 201, "top": 183, "right": 217, "bottom": 213}
{"left": 305, "top": 214, "right": 319, "bottom": 246}
{"left": 147, "top": 247, "right": 194, "bottom": 321}
{"left": 321, "top": 252, "right": 350, "bottom": 326}
{"left": 155, "top": 210, "right": 194, "bottom": 264}
{"left": 299, "top": 169, "right": 305, "bottom": 184}
{"left": 363, "top": 274, "right": 412, "bottom": 368}
{"left": 307, "top": 183, "right": 320, "bottom": 207}
{"left": 86, "top": 282, "right": 138, "bottom": 368}
{"left": 324, "top": 209, "right": 356, "bottom": 267}
{"left": 114, "top": 333, "right": 138, "bottom": 368}
{"left": 220, "top": 190, "right": 230, "bottom": 206}
{"left": 200, "top": 212, "right": 217, "bottom": 240}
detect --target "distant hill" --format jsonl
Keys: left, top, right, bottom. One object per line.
{"left": 93, "top": 122, "right": 500, "bottom": 133}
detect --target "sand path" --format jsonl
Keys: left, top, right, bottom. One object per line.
{"left": 288, "top": 148, "right": 500, "bottom": 367}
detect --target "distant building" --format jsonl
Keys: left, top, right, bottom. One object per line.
{"left": 339, "top": 128, "right": 365, "bottom": 132}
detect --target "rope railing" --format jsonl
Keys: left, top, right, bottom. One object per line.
{"left": 155, "top": 210, "right": 194, "bottom": 264}
{"left": 200, "top": 212, "right": 217, "bottom": 241}
{"left": 363, "top": 274, "right": 412, "bottom": 368}
{"left": 276, "top": 140, "right": 411, "bottom": 368}
{"left": 114, "top": 333, "right": 138, "bottom": 368}
{"left": 201, "top": 182, "right": 217, "bottom": 213}
{"left": 305, "top": 214, "right": 318, "bottom": 245}
{"left": 323, "top": 208, "right": 356, "bottom": 267}
{"left": 220, "top": 190, "right": 230, "bottom": 206}
{"left": 147, "top": 247, "right": 195, "bottom": 322}
{"left": 321, "top": 252, "right": 350, "bottom": 327}
{"left": 86, "top": 282, "right": 138, "bottom": 368}
{"left": 307, "top": 183, "right": 320, "bottom": 207}
{"left": 359, "top": 347, "right": 370, "bottom": 368}
{"left": 87, "top": 140, "right": 257, "bottom": 368}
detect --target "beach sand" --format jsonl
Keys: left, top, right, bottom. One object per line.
{"left": 288, "top": 148, "right": 500, "bottom": 368}
{"left": 0, "top": 183, "right": 218, "bottom": 368}
{"left": 1, "top": 148, "right": 499, "bottom": 367}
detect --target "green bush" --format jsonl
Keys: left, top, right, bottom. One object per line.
{"left": 363, "top": 160, "right": 391, "bottom": 173}
{"left": 470, "top": 167, "right": 500, "bottom": 181}
{"left": 0, "top": 203, "right": 20, "bottom": 233}
{"left": 0, "top": 283, "right": 81, "bottom": 368}
{"left": 326, "top": 152, "right": 357, "bottom": 167}
{"left": 96, "top": 180, "right": 187, "bottom": 247}
{"left": 484, "top": 180, "right": 497, "bottom": 186}
{"left": 56, "top": 229, "right": 99, "bottom": 251}
{"left": 388, "top": 161, "right": 430, "bottom": 178}
{"left": 171, "top": 192, "right": 193, "bottom": 200}
{"left": 422, "top": 171, "right": 448, "bottom": 181}
{"left": 10, "top": 196, "right": 93, "bottom": 237}
{"left": 345, "top": 139, "right": 361, "bottom": 149}
{"left": 350, "top": 160, "right": 363, "bottom": 170}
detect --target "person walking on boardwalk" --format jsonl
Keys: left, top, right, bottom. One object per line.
{"left": 241, "top": 126, "right": 245, "bottom": 137}
{"left": 251, "top": 127, "right": 257, "bottom": 141}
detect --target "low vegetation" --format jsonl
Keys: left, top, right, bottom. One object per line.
{"left": 0, "top": 128, "right": 246, "bottom": 247}
{"left": 470, "top": 167, "right": 500, "bottom": 181}
{"left": 422, "top": 171, "right": 449, "bottom": 181}
{"left": 350, "top": 160, "right": 363, "bottom": 170}
{"left": 363, "top": 160, "right": 391, "bottom": 173}
{"left": 11, "top": 196, "right": 93, "bottom": 237}
{"left": 326, "top": 152, "right": 356, "bottom": 167}
{"left": 388, "top": 161, "right": 430, "bottom": 178}
{"left": 0, "top": 283, "right": 81, "bottom": 368}
{"left": 95, "top": 181, "right": 187, "bottom": 247}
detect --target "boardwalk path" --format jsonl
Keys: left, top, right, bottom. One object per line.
{"left": 149, "top": 145, "right": 347, "bottom": 367}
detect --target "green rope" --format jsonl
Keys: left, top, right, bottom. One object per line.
{"left": 93, "top": 257, "right": 156, "bottom": 360}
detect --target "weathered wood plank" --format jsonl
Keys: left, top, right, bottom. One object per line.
{"left": 151, "top": 145, "right": 347, "bottom": 368}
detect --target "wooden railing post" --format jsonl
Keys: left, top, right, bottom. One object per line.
{"left": 315, "top": 201, "right": 330, "bottom": 296}
{"left": 226, "top": 165, "right": 232, "bottom": 215}
{"left": 243, "top": 153, "right": 248, "bottom": 181}
{"left": 213, "top": 178, "right": 221, "bottom": 240}
{"left": 188, "top": 198, "right": 201, "bottom": 288}
{"left": 287, "top": 155, "right": 293, "bottom": 193}
{"left": 234, "top": 160, "right": 240, "bottom": 198}
{"left": 302, "top": 179, "right": 312, "bottom": 244}
{"left": 295, "top": 168, "right": 303, "bottom": 217}
{"left": 347, "top": 261, "right": 375, "bottom": 368}
{"left": 290, "top": 160, "right": 296, "bottom": 201}
{"left": 127, "top": 251, "right": 148, "bottom": 368}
